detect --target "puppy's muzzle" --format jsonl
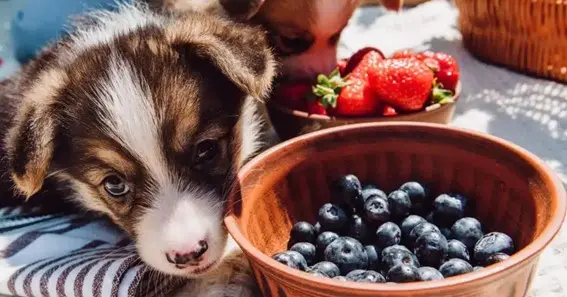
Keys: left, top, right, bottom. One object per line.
{"left": 166, "top": 240, "right": 209, "bottom": 268}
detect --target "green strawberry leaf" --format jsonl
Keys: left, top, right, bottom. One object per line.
{"left": 321, "top": 93, "right": 338, "bottom": 108}
{"left": 311, "top": 67, "right": 349, "bottom": 109}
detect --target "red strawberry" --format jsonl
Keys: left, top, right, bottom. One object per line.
{"left": 417, "top": 51, "right": 460, "bottom": 91}
{"left": 343, "top": 47, "right": 385, "bottom": 76}
{"left": 391, "top": 49, "right": 417, "bottom": 59}
{"left": 368, "top": 58, "right": 435, "bottom": 111}
{"left": 306, "top": 101, "right": 328, "bottom": 115}
{"left": 273, "top": 81, "right": 311, "bottom": 110}
{"left": 314, "top": 51, "right": 383, "bottom": 117}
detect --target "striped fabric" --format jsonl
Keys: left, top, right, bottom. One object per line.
{"left": 0, "top": 207, "right": 185, "bottom": 297}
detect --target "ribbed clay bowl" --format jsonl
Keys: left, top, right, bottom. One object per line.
{"left": 267, "top": 84, "right": 461, "bottom": 141}
{"left": 225, "top": 122, "right": 566, "bottom": 297}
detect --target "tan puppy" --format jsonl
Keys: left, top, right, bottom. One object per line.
{"left": 153, "top": 0, "right": 403, "bottom": 80}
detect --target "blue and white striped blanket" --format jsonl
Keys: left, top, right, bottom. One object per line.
{"left": 0, "top": 207, "right": 184, "bottom": 297}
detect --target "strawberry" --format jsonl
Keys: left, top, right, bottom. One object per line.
{"left": 306, "top": 101, "right": 328, "bottom": 115}
{"left": 273, "top": 81, "right": 312, "bottom": 110}
{"left": 417, "top": 51, "right": 460, "bottom": 91}
{"left": 343, "top": 47, "right": 385, "bottom": 76}
{"left": 313, "top": 51, "right": 383, "bottom": 117}
{"left": 368, "top": 58, "right": 435, "bottom": 111}
{"left": 391, "top": 49, "right": 417, "bottom": 60}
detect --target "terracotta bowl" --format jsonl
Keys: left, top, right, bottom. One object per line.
{"left": 267, "top": 85, "right": 461, "bottom": 141}
{"left": 225, "top": 122, "right": 566, "bottom": 297}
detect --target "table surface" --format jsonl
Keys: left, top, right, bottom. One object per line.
{"left": 0, "top": 1, "right": 566, "bottom": 296}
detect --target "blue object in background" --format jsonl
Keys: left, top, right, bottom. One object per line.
{"left": 11, "top": 0, "right": 132, "bottom": 64}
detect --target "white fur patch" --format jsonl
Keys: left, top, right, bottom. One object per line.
{"left": 137, "top": 186, "right": 227, "bottom": 277}
{"left": 94, "top": 55, "right": 171, "bottom": 187}
{"left": 236, "top": 97, "right": 265, "bottom": 169}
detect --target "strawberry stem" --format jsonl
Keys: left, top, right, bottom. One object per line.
{"left": 311, "top": 67, "right": 349, "bottom": 109}
{"left": 431, "top": 84, "right": 454, "bottom": 105}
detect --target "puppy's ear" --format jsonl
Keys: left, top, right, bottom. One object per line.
{"left": 6, "top": 105, "right": 56, "bottom": 198}
{"left": 218, "top": 0, "right": 265, "bottom": 21}
{"left": 4, "top": 68, "right": 65, "bottom": 199}
{"left": 168, "top": 16, "right": 277, "bottom": 100}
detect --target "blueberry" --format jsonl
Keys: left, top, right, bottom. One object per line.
{"left": 433, "top": 194, "right": 465, "bottom": 227}
{"left": 314, "top": 222, "right": 322, "bottom": 234}
{"left": 309, "top": 261, "right": 341, "bottom": 278}
{"left": 363, "top": 183, "right": 379, "bottom": 190}
{"left": 365, "top": 245, "right": 381, "bottom": 271}
{"left": 451, "top": 193, "right": 469, "bottom": 209}
{"left": 474, "top": 232, "right": 514, "bottom": 266}
{"left": 289, "top": 221, "right": 317, "bottom": 246}
{"left": 324, "top": 237, "right": 369, "bottom": 275}
{"left": 440, "top": 228, "right": 452, "bottom": 239}
{"left": 308, "top": 271, "right": 329, "bottom": 278}
{"left": 380, "top": 245, "right": 420, "bottom": 273}
{"left": 417, "top": 267, "right": 444, "bottom": 281}
{"left": 375, "top": 222, "right": 402, "bottom": 249}
{"left": 362, "top": 187, "right": 387, "bottom": 203}
{"left": 399, "top": 181, "right": 427, "bottom": 213}
{"left": 334, "top": 276, "right": 348, "bottom": 281}
{"left": 272, "top": 251, "right": 308, "bottom": 271}
{"left": 473, "top": 266, "right": 484, "bottom": 271}
{"left": 290, "top": 242, "right": 317, "bottom": 265}
{"left": 486, "top": 253, "right": 510, "bottom": 265}
{"left": 345, "top": 270, "right": 386, "bottom": 283}
{"left": 387, "top": 264, "right": 420, "bottom": 283}
{"left": 439, "top": 258, "right": 473, "bottom": 277}
{"left": 414, "top": 231, "right": 448, "bottom": 267}
{"left": 363, "top": 197, "right": 391, "bottom": 225}
{"left": 447, "top": 240, "right": 470, "bottom": 262}
{"left": 451, "top": 217, "right": 483, "bottom": 251}
{"left": 408, "top": 222, "right": 441, "bottom": 248}
{"left": 387, "top": 190, "right": 412, "bottom": 219}
{"left": 318, "top": 203, "right": 348, "bottom": 232}
{"left": 400, "top": 215, "right": 427, "bottom": 239}
{"left": 332, "top": 175, "right": 364, "bottom": 210}
{"left": 316, "top": 232, "right": 340, "bottom": 257}
{"left": 347, "top": 214, "right": 369, "bottom": 243}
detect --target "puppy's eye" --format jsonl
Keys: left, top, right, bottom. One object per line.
{"left": 103, "top": 175, "right": 130, "bottom": 197}
{"left": 275, "top": 35, "right": 313, "bottom": 54}
{"left": 194, "top": 140, "right": 220, "bottom": 165}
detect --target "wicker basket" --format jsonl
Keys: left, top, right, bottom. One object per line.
{"left": 455, "top": 0, "right": 567, "bottom": 83}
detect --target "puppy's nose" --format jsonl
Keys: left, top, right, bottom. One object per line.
{"left": 165, "top": 240, "right": 208, "bottom": 267}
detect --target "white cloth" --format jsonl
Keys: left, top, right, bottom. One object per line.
{"left": 0, "top": 207, "right": 183, "bottom": 297}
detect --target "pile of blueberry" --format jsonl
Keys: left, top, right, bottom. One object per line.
{"left": 272, "top": 174, "right": 515, "bottom": 283}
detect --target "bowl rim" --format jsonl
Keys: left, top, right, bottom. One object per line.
{"left": 267, "top": 83, "right": 462, "bottom": 123}
{"left": 225, "top": 122, "right": 567, "bottom": 293}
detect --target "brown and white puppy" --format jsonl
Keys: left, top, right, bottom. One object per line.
{"left": 0, "top": 2, "right": 275, "bottom": 285}
{"left": 153, "top": 0, "right": 401, "bottom": 80}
